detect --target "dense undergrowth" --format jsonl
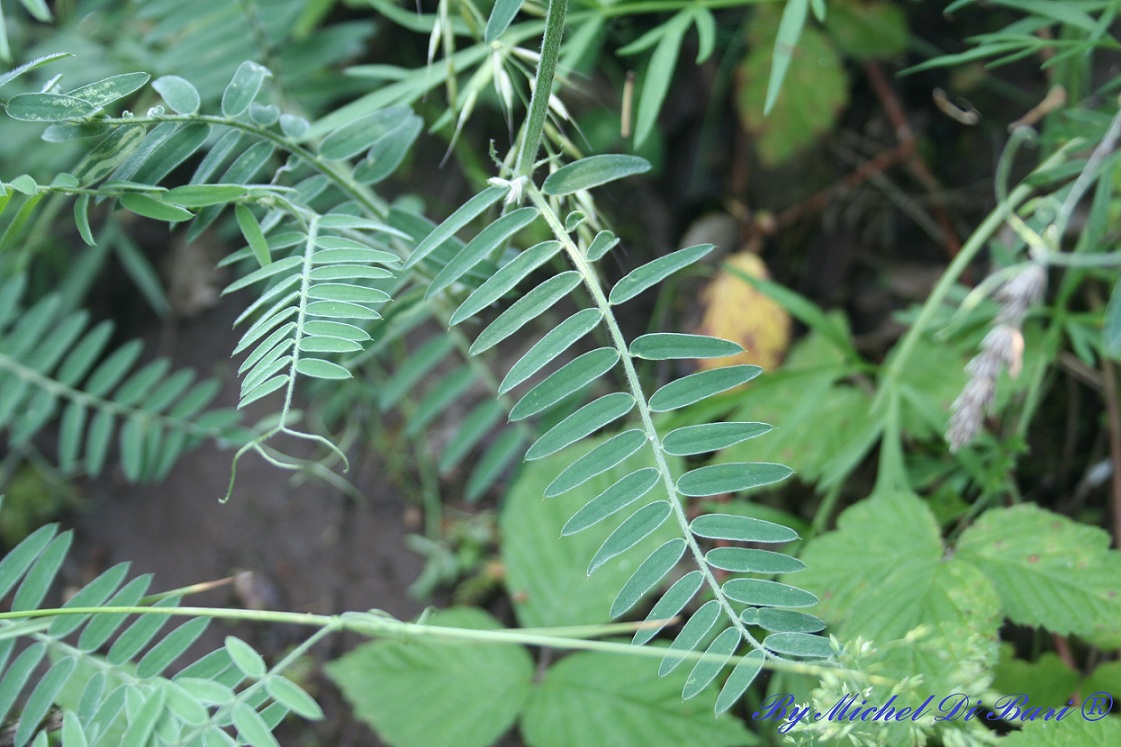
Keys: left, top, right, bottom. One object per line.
{"left": 0, "top": 0, "right": 1120, "bottom": 745}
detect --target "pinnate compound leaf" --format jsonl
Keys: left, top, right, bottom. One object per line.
{"left": 955, "top": 504, "right": 1121, "bottom": 637}
{"left": 510, "top": 347, "right": 619, "bottom": 423}
{"left": 525, "top": 392, "right": 634, "bottom": 461}
{"left": 222, "top": 61, "right": 270, "bottom": 117}
{"left": 677, "top": 462, "right": 792, "bottom": 497}
{"left": 611, "top": 539, "right": 686, "bottom": 619}
{"left": 588, "top": 501, "right": 671, "bottom": 575}
{"left": 648, "top": 364, "right": 761, "bottom": 411}
{"left": 610, "top": 244, "right": 713, "bottom": 305}
{"left": 630, "top": 333, "right": 743, "bottom": 360}
{"left": 683, "top": 627, "right": 741, "bottom": 700}
{"left": 545, "top": 427, "right": 644, "bottom": 496}
{"left": 662, "top": 422, "right": 772, "bottom": 456}
{"left": 326, "top": 608, "right": 533, "bottom": 747}
{"left": 562, "top": 468, "right": 659, "bottom": 535}
{"left": 520, "top": 651, "right": 754, "bottom": 747}
{"left": 633, "top": 570, "right": 704, "bottom": 645}
{"left": 499, "top": 308, "right": 602, "bottom": 394}
{"left": 502, "top": 439, "right": 678, "bottom": 627}
{"left": 542, "top": 155, "right": 651, "bottom": 196}
{"left": 470, "top": 272, "right": 582, "bottom": 355}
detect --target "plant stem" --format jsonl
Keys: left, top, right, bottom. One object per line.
{"left": 514, "top": 0, "right": 568, "bottom": 178}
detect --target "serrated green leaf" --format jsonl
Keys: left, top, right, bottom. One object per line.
{"left": 428, "top": 207, "right": 538, "bottom": 298}
{"left": 542, "top": 155, "right": 652, "bottom": 196}
{"left": 610, "top": 244, "right": 713, "bottom": 305}
{"left": 763, "top": 631, "right": 833, "bottom": 658}
{"left": 326, "top": 608, "right": 533, "bottom": 747}
{"left": 222, "top": 61, "right": 270, "bottom": 117}
{"left": 5, "top": 92, "right": 97, "bottom": 121}
{"left": 588, "top": 501, "right": 671, "bottom": 574}
{"left": 119, "top": 193, "right": 194, "bottom": 223}
{"left": 690, "top": 513, "right": 799, "bottom": 543}
{"left": 723, "top": 578, "right": 817, "bottom": 607}
{"left": 499, "top": 309, "right": 602, "bottom": 394}
{"left": 611, "top": 539, "right": 686, "bottom": 618}
{"left": 649, "top": 365, "right": 761, "bottom": 411}
{"left": 662, "top": 422, "right": 772, "bottom": 456}
{"left": 633, "top": 570, "right": 704, "bottom": 645}
{"left": 562, "top": 468, "right": 659, "bottom": 536}
{"left": 706, "top": 547, "right": 805, "bottom": 574}
{"left": 452, "top": 240, "right": 561, "bottom": 324}
{"left": 630, "top": 333, "right": 743, "bottom": 360}
{"left": 714, "top": 649, "right": 765, "bottom": 713}
{"left": 152, "top": 75, "right": 200, "bottom": 114}
{"left": 485, "top": 0, "right": 526, "bottom": 41}
{"left": 660, "top": 600, "right": 722, "bottom": 676}
{"left": 526, "top": 392, "right": 634, "bottom": 461}
{"left": 510, "top": 347, "right": 619, "bottom": 422}
{"left": 956, "top": 504, "right": 1121, "bottom": 637}
{"left": 543, "top": 426, "right": 643, "bottom": 497}
{"left": 406, "top": 186, "right": 506, "bottom": 270}
{"left": 677, "top": 462, "right": 792, "bottom": 496}
{"left": 682, "top": 627, "right": 740, "bottom": 700}
{"left": 521, "top": 651, "right": 753, "bottom": 747}
{"left": 470, "top": 271, "right": 582, "bottom": 355}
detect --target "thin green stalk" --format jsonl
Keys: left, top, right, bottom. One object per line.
{"left": 514, "top": 0, "right": 568, "bottom": 178}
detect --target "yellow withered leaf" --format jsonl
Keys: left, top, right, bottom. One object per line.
{"left": 695, "top": 251, "right": 791, "bottom": 371}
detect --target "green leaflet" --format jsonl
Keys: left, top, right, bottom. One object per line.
{"left": 118, "top": 194, "right": 194, "bottom": 223}
{"left": 762, "top": 632, "right": 833, "bottom": 658}
{"left": 633, "top": 570, "right": 704, "bottom": 645}
{"left": 677, "top": 462, "right": 793, "bottom": 496}
{"left": 714, "top": 650, "right": 765, "bottom": 713}
{"left": 659, "top": 600, "right": 722, "bottom": 676}
{"left": 682, "top": 627, "right": 740, "bottom": 700}
{"left": 221, "top": 61, "right": 270, "bottom": 117}
{"left": 585, "top": 230, "right": 619, "bottom": 262}
{"left": 609, "top": 244, "right": 714, "bottom": 305}
{"left": 319, "top": 106, "right": 412, "bottom": 160}
{"left": 722, "top": 579, "right": 818, "bottom": 608}
{"left": 67, "top": 72, "right": 150, "bottom": 110}
{"left": 5, "top": 93, "right": 98, "bottom": 121}
{"left": 753, "top": 608, "right": 826, "bottom": 633}
{"left": 610, "top": 539, "right": 686, "bottom": 618}
{"left": 561, "top": 468, "right": 659, "bottom": 535}
{"left": 165, "top": 184, "right": 246, "bottom": 207}
{"left": 499, "top": 308, "right": 602, "bottom": 394}
{"left": 235, "top": 205, "right": 271, "bottom": 267}
{"left": 470, "top": 272, "right": 582, "bottom": 356}
{"left": 509, "top": 347, "right": 619, "bottom": 422}
{"left": 544, "top": 428, "right": 643, "bottom": 497}
{"left": 427, "top": 207, "right": 539, "bottom": 298}
{"left": 690, "top": 513, "right": 799, "bottom": 543}
{"left": 152, "top": 75, "right": 200, "bottom": 114}
{"left": 406, "top": 186, "right": 506, "bottom": 270}
{"left": 648, "top": 364, "right": 761, "bottom": 411}
{"left": 588, "top": 501, "right": 672, "bottom": 574}
{"left": 452, "top": 240, "right": 561, "bottom": 324}
{"left": 662, "top": 422, "right": 772, "bottom": 456}
{"left": 705, "top": 547, "right": 805, "bottom": 574}
{"left": 633, "top": 13, "right": 691, "bottom": 149}
{"left": 541, "top": 155, "right": 652, "bottom": 196}
{"left": 525, "top": 392, "right": 635, "bottom": 461}
{"left": 484, "top": 0, "right": 525, "bottom": 42}
{"left": 630, "top": 333, "right": 743, "bottom": 360}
